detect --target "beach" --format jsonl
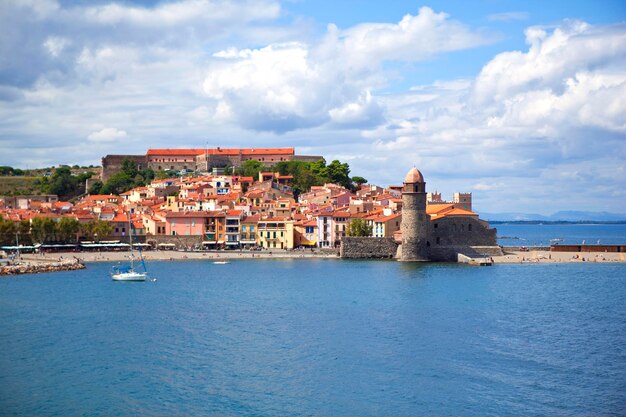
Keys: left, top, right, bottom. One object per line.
{"left": 493, "top": 249, "right": 626, "bottom": 264}
{"left": 11, "top": 248, "right": 338, "bottom": 266}
{"left": 4, "top": 248, "right": 625, "bottom": 271}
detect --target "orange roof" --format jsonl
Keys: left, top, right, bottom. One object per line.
{"left": 426, "top": 203, "right": 455, "bottom": 215}
{"left": 147, "top": 148, "right": 294, "bottom": 156}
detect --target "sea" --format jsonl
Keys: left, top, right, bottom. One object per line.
{"left": 496, "top": 223, "right": 626, "bottom": 246}
{"left": 1, "top": 225, "right": 625, "bottom": 416}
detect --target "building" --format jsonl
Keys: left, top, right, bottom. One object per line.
{"left": 400, "top": 167, "right": 429, "bottom": 261}
{"left": 257, "top": 217, "right": 294, "bottom": 250}
{"left": 102, "top": 147, "right": 323, "bottom": 181}
{"left": 399, "top": 167, "right": 498, "bottom": 262}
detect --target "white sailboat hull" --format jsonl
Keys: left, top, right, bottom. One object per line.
{"left": 111, "top": 271, "right": 148, "bottom": 281}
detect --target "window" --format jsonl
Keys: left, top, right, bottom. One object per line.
{"left": 434, "top": 223, "right": 438, "bottom": 229}
{"left": 436, "top": 237, "right": 440, "bottom": 244}
{"left": 250, "top": 226, "right": 255, "bottom": 232}
{"left": 468, "top": 223, "right": 472, "bottom": 231}
{"left": 241, "top": 225, "right": 247, "bottom": 232}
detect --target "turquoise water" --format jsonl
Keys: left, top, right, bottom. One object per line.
{"left": 496, "top": 223, "right": 626, "bottom": 246}
{"left": 1, "top": 259, "right": 625, "bottom": 416}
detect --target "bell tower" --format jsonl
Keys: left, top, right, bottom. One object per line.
{"left": 400, "top": 167, "right": 429, "bottom": 261}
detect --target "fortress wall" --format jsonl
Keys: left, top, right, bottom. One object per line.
{"left": 101, "top": 155, "right": 147, "bottom": 182}
{"left": 340, "top": 237, "right": 398, "bottom": 259}
{"left": 428, "top": 217, "right": 497, "bottom": 247}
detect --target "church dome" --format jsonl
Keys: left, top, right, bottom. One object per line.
{"left": 404, "top": 167, "right": 424, "bottom": 183}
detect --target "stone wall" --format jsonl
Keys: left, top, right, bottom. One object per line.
{"left": 147, "top": 235, "right": 204, "bottom": 249}
{"left": 428, "top": 217, "right": 497, "bottom": 247}
{"left": 427, "top": 245, "right": 503, "bottom": 262}
{"left": 340, "top": 237, "right": 398, "bottom": 259}
{"left": 101, "top": 155, "right": 147, "bottom": 182}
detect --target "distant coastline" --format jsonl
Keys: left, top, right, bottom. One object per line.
{"left": 490, "top": 220, "right": 626, "bottom": 225}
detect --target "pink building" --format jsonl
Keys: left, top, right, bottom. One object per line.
{"left": 165, "top": 212, "right": 208, "bottom": 236}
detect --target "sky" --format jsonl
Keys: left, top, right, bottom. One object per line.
{"left": 0, "top": 0, "right": 625, "bottom": 214}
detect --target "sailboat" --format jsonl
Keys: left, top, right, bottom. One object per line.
{"left": 111, "top": 213, "right": 149, "bottom": 282}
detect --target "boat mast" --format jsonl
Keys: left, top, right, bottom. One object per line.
{"left": 128, "top": 211, "right": 134, "bottom": 269}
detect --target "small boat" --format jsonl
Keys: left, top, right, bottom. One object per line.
{"left": 213, "top": 261, "right": 229, "bottom": 265}
{"left": 111, "top": 213, "right": 149, "bottom": 282}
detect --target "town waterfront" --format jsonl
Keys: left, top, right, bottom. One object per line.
{"left": 1, "top": 259, "right": 625, "bottom": 416}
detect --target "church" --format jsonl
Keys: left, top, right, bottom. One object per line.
{"left": 399, "top": 167, "right": 500, "bottom": 261}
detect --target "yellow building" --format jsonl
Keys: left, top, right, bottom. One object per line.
{"left": 257, "top": 217, "right": 294, "bottom": 250}
{"left": 294, "top": 219, "right": 318, "bottom": 247}
{"left": 240, "top": 215, "right": 260, "bottom": 248}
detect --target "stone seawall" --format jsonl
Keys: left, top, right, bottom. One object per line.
{"left": 1, "top": 260, "right": 86, "bottom": 276}
{"left": 340, "top": 237, "right": 398, "bottom": 259}
{"left": 427, "top": 245, "right": 503, "bottom": 262}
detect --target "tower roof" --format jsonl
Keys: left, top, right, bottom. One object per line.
{"left": 404, "top": 167, "right": 424, "bottom": 183}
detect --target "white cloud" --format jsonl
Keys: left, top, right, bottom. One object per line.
{"left": 87, "top": 128, "right": 128, "bottom": 142}
{"left": 366, "top": 21, "right": 626, "bottom": 212}
{"left": 202, "top": 7, "right": 490, "bottom": 132}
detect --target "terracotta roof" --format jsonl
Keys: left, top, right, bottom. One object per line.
{"left": 148, "top": 148, "right": 294, "bottom": 156}
{"left": 404, "top": 167, "right": 424, "bottom": 183}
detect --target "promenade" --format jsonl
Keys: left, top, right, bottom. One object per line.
{"left": 2, "top": 248, "right": 624, "bottom": 276}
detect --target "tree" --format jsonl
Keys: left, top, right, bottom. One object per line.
{"left": 346, "top": 218, "right": 372, "bottom": 237}
{"left": 325, "top": 160, "right": 352, "bottom": 189}
{"left": 239, "top": 160, "right": 263, "bottom": 179}
{"left": 0, "top": 216, "right": 17, "bottom": 245}
{"left": 31, "top": 217, "right": 57, "bottom": 243}
{"left": 81, "top": 220, "right": 114, "bottom": 241}
{"left": 46, "top": 167, "right": 76, "bottom": 197}
{"left": 88, "top": 181, "right": 103, "bottom": 195}
{"left": 93, "top": 220, "right": 113, "bottom": 241}
{"left": 351, "top": 176, "right": 368, "bottom": 188}
{"left": 56, "top": 217, "right": 80, "bottom": 243}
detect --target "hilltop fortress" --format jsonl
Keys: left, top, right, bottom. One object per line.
{"left": 102, "top": 147, "right": 322, "bottom": 181}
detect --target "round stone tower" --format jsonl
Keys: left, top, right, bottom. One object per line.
{"left": 400, "top": 167, "right": 429, "bottom": 261}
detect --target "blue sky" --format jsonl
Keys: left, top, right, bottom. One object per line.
{"left": 0, "top": 0, "right": 625, "bottom": 214}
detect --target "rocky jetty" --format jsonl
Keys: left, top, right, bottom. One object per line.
{"left": 0, "top": 259, "right": 85, "bottom": 276}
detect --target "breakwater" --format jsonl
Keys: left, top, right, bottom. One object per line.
{"left": 0, "top": 259, "right": 85, "bottom": 276}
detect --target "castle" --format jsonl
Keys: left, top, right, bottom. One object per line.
{"left": 101, "top": 147, "right": 322, "bottom": 181}
{"left": 399, "top": 167, "right": 499, "bottom": 261}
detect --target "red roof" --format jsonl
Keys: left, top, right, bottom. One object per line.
{"left": 147, "top": 148, "right": 294, "bottom": 156}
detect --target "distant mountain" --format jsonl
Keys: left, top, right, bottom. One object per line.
{"left": 548, "top": 211, "right": 626, "bottom": 222}
{"left": 480, "top": 212, "right": 549, "bottom": 222}
{"left": 481, "top": 211, "right": 626, "bottom": 222}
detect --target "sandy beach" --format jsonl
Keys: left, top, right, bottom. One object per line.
{"left": 10, "top": 248, "right": 626, "bottom": 266}
{"left": 493, "top": 250, "right": 626, "bottom": 264}
{"left": 15, "top": 249, "right": 339, "bottom": 265}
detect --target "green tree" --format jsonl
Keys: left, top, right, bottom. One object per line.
{"left": 18, "top": 220, "right": 32, "bottom": 246}
{"left": 325, "top": 160, "right": 352, "bottom": 189}
{"left": 56, "top": 217, "right": 80, "bottom": 243}
{"left": 31, "top": 217, "right": 57, "bottom": 243}
{"left": 0, "top": 216, "right": 18, "bottom": 245}
{"left": 88, "top": 180, "right": 103, "bottom": 195}
{"left": 351, "top": 176, "right": 368, "bottom": 188}
{"left": 91, "top": 220, "right": 113, "bottom": 242}
{"left": 346, "top": 218, "right": 372, "bottom": 237}
{"left": 46, "top": 167, "right": 76, "bottom": 197}
{"left": 239, "top": 160, "right": 263, "bottom": 179}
